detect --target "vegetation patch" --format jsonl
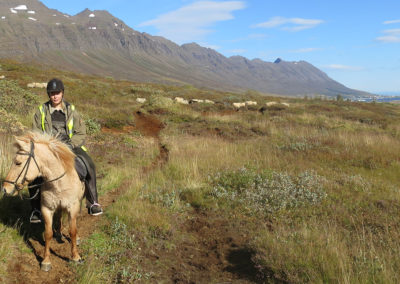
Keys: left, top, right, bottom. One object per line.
{"left": 209, "top": 168, "right": 327, "bottom": 214}
{"left": 0, "top": 80, "right": 38, "bottom": 115}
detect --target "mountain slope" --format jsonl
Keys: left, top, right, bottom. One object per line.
{"left": 0, "top": 0, "right": 369, "bottom": 96}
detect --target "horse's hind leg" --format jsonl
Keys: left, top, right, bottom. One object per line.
{"left": 41, "top": 207, "right": 54, "bottom": 272}
{"left": 68, "top": 203, "right": 82, "bottom": 262}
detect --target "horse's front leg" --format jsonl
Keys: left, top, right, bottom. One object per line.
{"left": 41, "top": 207, "right": 54, "bottom": 272}
{"left": 69, "top": 202, "right": 82, "bottom": 262}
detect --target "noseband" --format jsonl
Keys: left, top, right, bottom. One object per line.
{"left": 3, "top": 141, "right": 66, "bottom": 198}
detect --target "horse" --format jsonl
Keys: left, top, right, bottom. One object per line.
{"left": 1, "top": 132, "right": 85, "bottom": 271}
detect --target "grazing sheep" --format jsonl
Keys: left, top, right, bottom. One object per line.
{"left": 174, "top": 97, "right": 189, "bottom": 105}
{"left": 233, "top": 102, "right": 246, "bottom": 108}
{"left": 245, "top": 101, "right": 257, "bottom": 106}
{"left": 266, "top": 101, "right": 278, "bottom": 107}
{"left": 27, "top": 82, "right": 47, "bottom": 88}
{"left": 204, "top": 99, "right": 215, "bottom": 104}
{"left": 281, "top": 102, "right": 290, "bottom": 107}
{"left": 0, "top": 75, "right": 5, "bottom": 79}
{"left": 189, "top": 99, "right": 204, "bottom": 104}
{"left": 136, "top": 98, "right": 146, "bottom": 103}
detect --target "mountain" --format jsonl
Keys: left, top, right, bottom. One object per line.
{"left": 0, "top": 0, "right": 370, "bottom": 97}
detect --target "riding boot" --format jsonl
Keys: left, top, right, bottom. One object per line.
{"left": 28, "top": 177, "right": 43, "bottom": 211}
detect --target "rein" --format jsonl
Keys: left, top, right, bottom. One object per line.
{"left": 3, "top": 141, "right": 66, "bottom": 199}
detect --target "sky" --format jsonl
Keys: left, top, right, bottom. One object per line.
{"left": 39, "top": 0, "right": 400, "bottom": 95}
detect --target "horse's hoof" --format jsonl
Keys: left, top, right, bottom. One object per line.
{"left": 40, "top": 262, "right": 52, "bottom": 272}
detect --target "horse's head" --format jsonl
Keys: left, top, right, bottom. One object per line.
{"left": 2, "top": 137, "right": 41, "bottom": 196}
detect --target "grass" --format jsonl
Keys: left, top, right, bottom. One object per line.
{"left": 2, "top": 59, "right": 400, "bottom": 282}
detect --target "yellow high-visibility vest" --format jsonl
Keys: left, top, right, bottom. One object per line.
{"left": 38, "top": 104, "right": 87, "bottom": 151}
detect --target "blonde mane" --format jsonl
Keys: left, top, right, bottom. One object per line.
{"left": 17, "top": 132, "right": 76, "bottom": 174}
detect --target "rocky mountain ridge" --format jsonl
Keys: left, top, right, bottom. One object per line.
{"left": 0, "top": 0, "right": 370, "bottom": 96}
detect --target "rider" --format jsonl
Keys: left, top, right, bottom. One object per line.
{"left": 29, "top": 78, "right": 103, "bottom": 223}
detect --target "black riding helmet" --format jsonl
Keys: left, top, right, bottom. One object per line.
{"left": 47, "top": 78, "right": 64, "bottom": 95}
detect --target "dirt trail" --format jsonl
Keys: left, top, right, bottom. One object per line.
{"left": 6, "top": 112, "right": 168, "bottom": 284}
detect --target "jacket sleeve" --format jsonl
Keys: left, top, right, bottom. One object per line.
{"left": 70, "top": 109, "right": 86, "bottom": 149}
{"left": 32, "top": 107, "right": 43, "bottom": 132}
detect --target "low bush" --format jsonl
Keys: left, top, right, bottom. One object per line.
{"left": 0, "top": 80, "right": 38, "bottom": 115}
{"left": 209, "top": 168, "right": 327, "bottom": 214}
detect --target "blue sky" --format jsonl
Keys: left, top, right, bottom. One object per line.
{"left": 40, "top": 0, "right": 400, "bottom": 94}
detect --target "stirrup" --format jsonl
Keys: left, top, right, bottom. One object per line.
{"left": 30, "top": 209, "right": 42, "bottom": 224}
{"left": 89, "top": 203, "right": 103, "bottom": 216}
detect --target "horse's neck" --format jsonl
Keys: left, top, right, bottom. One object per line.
{"left": 37, "top": 148, "right": 67, "bottom": 182}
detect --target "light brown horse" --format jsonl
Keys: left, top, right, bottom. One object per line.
{"left": 1, "top": 132, "right": 84, "bottom": 271}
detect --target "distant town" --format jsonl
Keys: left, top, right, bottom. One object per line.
{"left": 353, "top": 95, "right": 400, "bottom": 103}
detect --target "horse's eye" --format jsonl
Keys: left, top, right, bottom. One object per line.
{"left": 15, "top": 161, "right": 22, "bottom": 166}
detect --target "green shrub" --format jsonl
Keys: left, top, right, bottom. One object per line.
{"left": 0, "top": 80, "right": 38, "bottom": 114}
{"left": 0, "top": 109, "right": 27, "bottom": 134}
{"left": 209, "top": 168, "right": 327, "bottom": 214}
{"left": 85, "top": 118, "right": 101, "bottom": 135}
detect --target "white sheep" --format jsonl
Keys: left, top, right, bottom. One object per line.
{"left": 174, "top": 97, "right": 189, "bottom": 105}
{"left": 266, "top": 101, "right": 278, "bottom": 107}
{"left": 136, "top": 98, "right": 146, "bottom": 103}
{"left": 27, "top": 82, "right": 47, "bottom": 88}
{"left": 189, "top": 99, "right": 204, "bottom": 104}
{"left": 233, "top": 102, "right": 246, "bottom": 108}
{"left": 245, "top": 101, "right": 257, "bottom": 106}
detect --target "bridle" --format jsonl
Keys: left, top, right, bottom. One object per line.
{"left": 2, "top": 141, "right": 66, "bottom": 199}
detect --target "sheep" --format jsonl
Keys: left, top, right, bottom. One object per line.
{"left": 0, "top": 75, "right": 5, "bottom": 79}
{"left": 204, "top": 99, "right": 215, "bottom": 104}
{"left": 189, "top": 99, "right": 204, "bottom": 104}
{"left": 136, "top": 98, "right": 146, "bottom": 103}
{"left": 233, "top": 102, "right": 246, "bottom": 108}
{"left": 245, "top": 101, "right": 257, "bottom": 106}
{"left": 266, "top": 101, "right": 278, "bottom": 107}
{"left": 27, "top": 82, "right": 47, "bottom": 88}
{"left": 174, "top": 97, "right": 189, "bottom": 105}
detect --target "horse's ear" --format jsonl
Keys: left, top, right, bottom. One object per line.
{"left": 14, "top": 136, "right": 30, "bottom": 152}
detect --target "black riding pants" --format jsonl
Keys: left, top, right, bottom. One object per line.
{"left": 29, "top": 147, "right": 99, "bottom": 210}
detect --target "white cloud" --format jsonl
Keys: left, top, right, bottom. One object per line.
{"left": 290, "top": 47, "right": 321, "bottom": 53}
{"left": 383, "top": 19, "right": 400, "bottom": 25}
{"left": 383, "top": 28, "right": 400, "bottom": 35}
{"left": 376, "top": 35, "right": 400, "bottom": 43}
{"left": 139, "top": 1, "right": 245, "bottom": 44}
{"left": 376, "top": 28, "right": 400, "bottom": 43}
{"left": 253, "top": 16, "right": 323, "bottom": 31}
{"left": 324, "top": 64, "right": 363, "bottom": 71}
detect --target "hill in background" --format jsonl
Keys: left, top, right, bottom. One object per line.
{"left": 0, "top": 0, "right": 371, "bottom": 97}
